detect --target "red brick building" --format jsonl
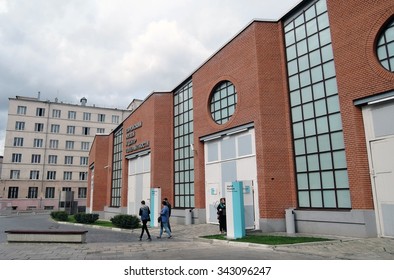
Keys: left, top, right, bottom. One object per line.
{"left": 88, "top": 0, "right": 394, "bottom": 237}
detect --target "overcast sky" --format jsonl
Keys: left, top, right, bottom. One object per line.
{"left": 0, "top": 0, "right": 301, "bottom": 156}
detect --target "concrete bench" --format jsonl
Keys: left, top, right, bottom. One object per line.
{"left": 5, "top": 229, "right": 88, "bottom": 243}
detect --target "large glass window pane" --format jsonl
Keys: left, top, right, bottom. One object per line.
{"left": 321, "top": 44, "right": 334, "bottom": 62}
{"left": 293, "top": 122, "right": 304, "bottom": 138}
{"left": 288, "top": 60, "right": 298, "bottom": 75}
{"left": 320, "top": 152, "right": 333, "bottom": 170}
{"left": 323, "top": 190, "right": 336, "bottom": 207}
{"left": 294, "top": 139, "right": 306, "bottom": 155}
{"left": 297, "top": 174, "right": 309, "bottom": 190}
{"left": 329, "top": 113, "right": 342, "bottom": 131}
{"left": 311, "top": 65, "right": 323, "bottom": 83}
{"left": 327, "top": 95, "right": 340, "bottom": 113}
{"left": 295, "top": 25, "right": 306, "bottom": 40}
{"left": 309, "top": 172, "right": 321, "bottom": 189}
{"left": 304, "top": 119, "right": 316, "bottom": 136}
{"left": 333, "top": 151, "right": 347, "bottom": 168}
{"left": 305, "top": 5, "right": 316, "bottom": 21}
{"left": 316, "top": 116, "right": 329, "bottom": 134}
{"left": 285, "top": 30, "right": 295, "bottom": 46}
{"left": 319, "top": 28, "right": 331, "bottom": 46}
{"left": 311, "top": 191, "right": 323, "bottom": 207}
{"left": 297, "top": 39, "right": 308, "bottom": 56}
{"left": 323, "top": 61, "right": 336, "bottom": 78}
{"left": 317, "top": 13, "right": 329, "bottom": 30}
{"left": 331, "top": 132, "right": 345, "bottom": 149}
{"left": 301, "top": 87, "right": 313, "bottom": 103}
{"left": 322, "top": 171, "right": 335, "bottom": 188}
{"left": 318, "top": 134, "right": 331, "bottom": 151}
{"left": 292, "top": 106, "right": 303, "bottom": 122}
{"left": 309, "top": 49, "right": 321, "bottom": 67}
{"left": 308, "top": 33, "right": 320, "bottom": 51}
{"left": 337, "top": 190, "right": 351, "bottom": 208}
{"left": 300, "top": 70, "right": 311, "bottom": 87}
{"left": 287, "top": 45, "right": 297, "bottom": 60}
{"left": 303, "top": 103, "right": 314, "bottom": 119}
{"left": 312, "top": 82, "right": 325, "bottom": 99}
{"left": 298, "top": 191, "right": 310, "bottom": 207}
{"left": 306, "top": 136, "right": 318, "bottom": 153}
{"left": 314, "top": 99, "right": 327, "bottom": 116}
{"left": 290, "top": 90, "right": 301, "bottom": 106}
{"left": 289, "top": 75, "right": 300, "bottom": 90}
{"left": 306, "top": 18, "right": 318, "bottom": 35}
{"left": 307, "top": 154, "right": 319, "bottom": 171}
{"left": 298, "top": 55, "right": 309, "bottom": 72}
{"left": 325, "top": 78, "right": 338, "bottom": 96}
{"left": 296, "top": 156, "right": 307, "bottom": 172}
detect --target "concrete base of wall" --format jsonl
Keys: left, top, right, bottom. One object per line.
{"left": 293, "top": 209, "right": 377, "bottom": 238}
{"left": 170, "top": 208, "right": 206, "bottom": 225}
{"left": 102, "top": 206, "right": 127, "bottom": 220}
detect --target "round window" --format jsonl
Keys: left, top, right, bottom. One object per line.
{"left": 377, "top": 18, "right": 394, "bottom": 72}
{"left": 210, "top": 81, "right": 237, "bottom": 124}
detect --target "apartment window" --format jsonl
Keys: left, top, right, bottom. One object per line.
{"left": 80, "top": 157, "right": 88, "bottom": 166}
{"left": 65, "top": 141, "right": 74, "bottom": 150}
{"left": 34, "top": 123, "right": 44, "bottom": 132}
{"left": 28, "top": 187, "right": 38, "bottom": 198}
{"left": 47, "top": 171, "right": 56, "bottom": 180}
{"left": 13, "top": 137, "right": 24, "bottom": 147}
{"left": 174, "top": 80, "right": 194, "bottom": 208}
{"left": 10, "top": 170, "right": 20, "bottom": 179}
{"left": 97, "top": 128, "right": 105, "bottom": 134}
{"left": 45, "top": 187, "right": 55, "bottom": 198}
{"left": 48, "top": 155, "right": 58, "bottom": 164}
{"left": 112, "top": 115, "right": 120, "bottom": 124}
{"left": 63, "top": 171, "right": 72, "bottom": 180}
{"left": 51, "top": 124, "right": 60, "bottom": 133}
{"left": 33, "top": 138, "right": 43, "bottom": 148}
{"left": 36, "top": 107, "right": 45, "bottom": 116}
{"left": 284, "top": 0, "right": 350, "bottom": 209}
{"left": 78, "top": 187, "right": 87, "bottom": 198}
{"left": 67, "top": 126, "right": 75, "bottom": 134}
{"left": 31, "top": 154, "right": 41, "bottom": 164}
{"left": 210, "top": 81, "right": 237, "bottom": 125}
{"left": 62, "top": 187, "right": 71, "bottom": 192}
{"left": 82, "top": 127, "right": 90, "bottom": 135}
{"left": 52, "top": 109, "right": 61, "bottom": 118}
{"left": 68, "top": 111, "right": 76, "bottom": 119}
{"left": 377, "top": 18, "right": 394, "bottom": 72}
{"left": 83, "top": 112, "right": 91, "bottom": 121}
{"left": 64, "top": 156, "right": 73, "bottom": 165}
{"left": 15, "top": 121, "right": 25, "bottom": 130}
{"left": 8, "top": 187, "right": 19, "bottom": 199}
{"left": 81, "top": 142, "right": 90, "bottom": 150}
{"left": 12, "top": 153, "right": 22, "bottom": 163}
{"left": 17, "top": 106, "right": 27, "bottom": 115}
{"left": 79, "top": 172, "right": 88, "bottom": 181}
{"left": 98, "top": 114, "right": 106, "bottom": 122}
{"left": 30, "top": 170, "right": 40, "bottom": 180}
{"left": 49, "top": 139, "right": 59, "bottom": 149}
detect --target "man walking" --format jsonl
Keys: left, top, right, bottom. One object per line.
{"left": 139, "top": 200, "right": 151, "bottom": 241}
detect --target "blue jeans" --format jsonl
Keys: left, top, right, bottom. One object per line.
{"left": 159, "top": 222, "right": 172, "bottom": 237}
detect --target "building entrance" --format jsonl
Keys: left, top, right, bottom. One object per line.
{"left": 202, "top": 126, "right": 259, "bottom": 230}
{"left": 370, "top": 137, "right": 394, "bottom": 237}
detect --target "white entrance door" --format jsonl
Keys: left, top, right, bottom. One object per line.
{"left": 371, "top": 138, "right": 394, "bottom": 237}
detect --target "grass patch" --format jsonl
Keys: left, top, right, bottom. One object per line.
{"left": 66, "top": 216, "right": 114, "bottom": 228}
{"left": 202, "top": 234, "right": 331, "bottom": 245}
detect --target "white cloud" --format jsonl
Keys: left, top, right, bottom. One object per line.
{"left": 0, "top": 0, "right": 301, "bottom": 155}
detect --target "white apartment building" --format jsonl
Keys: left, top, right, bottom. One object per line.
{"left": 0, "top": 94, "right": 134, "bottom": 212}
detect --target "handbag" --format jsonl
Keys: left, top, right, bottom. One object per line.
{"left": 157, "top": 216, "right": 162, "bottom": 223}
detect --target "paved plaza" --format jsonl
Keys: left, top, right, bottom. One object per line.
{"left": 1, "top": 213, "right": 394, "bottom": 260}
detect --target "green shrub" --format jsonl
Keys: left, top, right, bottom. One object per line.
{"left": 74, "top": 213, "right": 99, "bottom": 224}
{"left": 110, "top": 214, "right": 140, "bottom": 229}
{"left": 50, "top": 211, "right": 69, "bottom": 221}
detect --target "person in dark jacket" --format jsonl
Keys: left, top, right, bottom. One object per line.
{"left": 164, "top": 197, "right": 172, "bottom": 233}
{"left": 139, "top": 200, "right": 151, "bottom": 241}
{"left": 217, "top": 197, "right": 227, "bottom": 234}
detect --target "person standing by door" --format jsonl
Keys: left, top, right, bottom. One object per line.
{"left": 217, "top": 197, "right": 227, "bottom": 234}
